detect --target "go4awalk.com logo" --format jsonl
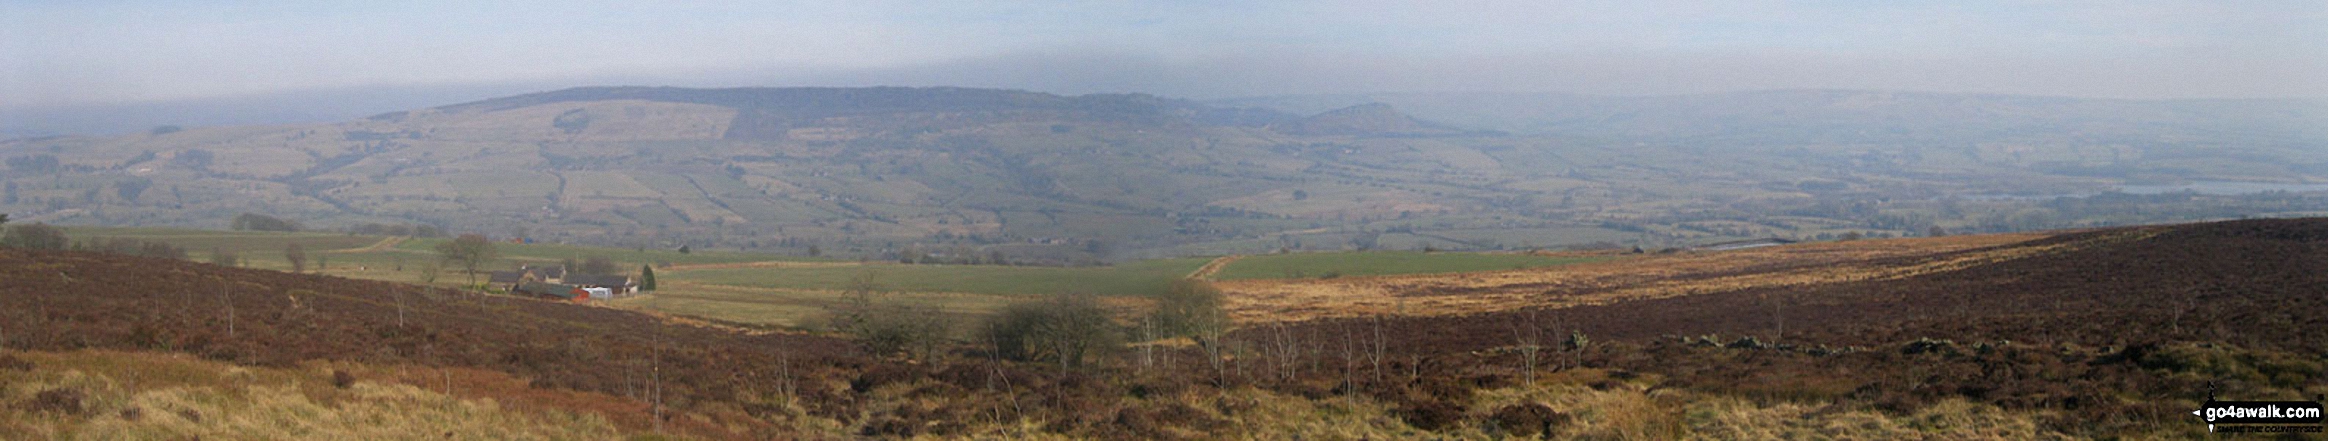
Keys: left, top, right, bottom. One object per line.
{"left": 2193, "top": 396, "right": 2324, "bottom": 434}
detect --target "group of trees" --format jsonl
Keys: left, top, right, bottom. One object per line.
{"left": 826, "top": 272, "right": 953, "bottom": 361}
{"left": 983, "top": 293, "right": 1118, "bottom": 369}
{"left": 229, "top": 213, "right": 300, "bottom": 232}
{"left": 828, "top": 273, "right": 1229, "bottom": 370}
{"left": 0, "top": 216, "right": 188, "bottom": 260}
{"left": 0, "top": 215, "right": 67, "bottom": 251}
{"left": 80, "top": 237, "right": 186, "bottom": 260}
{"left": 5, "top": 155, "right": 61, "bottom": 174}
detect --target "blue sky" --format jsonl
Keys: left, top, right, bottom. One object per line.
{"left": 4, "top": 0, "right": 2323, "bottom": 107}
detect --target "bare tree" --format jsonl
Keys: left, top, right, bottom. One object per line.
{"left": 396, "top": 289, "right": 407, "bottom": 327}
{"left": 220, "top": 278, "right": 235, "bottom": 340}
{"left": 435, "top": 234, "right": 497, "bottom": 288}
{"left": 1512, "top": 310, "right": 1544, "bottom": 385}
{"left": 1368, "top": 314, "right": 1387, "bottom": 383}
{"left": 1266, "top": 323, "right": 1300, "bottom": 382}
{"left": 1566, "top": 330, "right": 1591, "bottom": 368}
{"left": 208, "top": 247, "right": 239, "bottom": 267}
{"left": 1767, "top": 292, "right": 1788, "bottom": 343}
{"left": 651, "top": 326, "right": 664, "bottom": 433}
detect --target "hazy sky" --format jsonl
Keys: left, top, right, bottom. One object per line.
{"left": 4, "top": 0, "right": 2324, "bottom": 108}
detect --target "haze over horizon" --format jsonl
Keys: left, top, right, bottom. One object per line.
{"left": 5, "top": 1, "right": 2324, "bottom": 135}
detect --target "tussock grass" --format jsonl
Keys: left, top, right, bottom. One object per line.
{"left": 0, "top": 350, "right": 644, "bottom": 440}
{"left": 1685, "top": 397, "right": 2072, "bottom": 440}
{"left": 1203, "top": 387, "right": 1428, "bottom": 440}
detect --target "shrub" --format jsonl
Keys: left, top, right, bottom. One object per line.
{"left": 827, "top": 272, "right": 951, "bottom": 360}
{"left": 1149, "top": 279, "right": 1227, "bottom": 341}
{"left": 982, "top": 293, "right": 1120, "bottom": 369}
{"left": 210, "top": 247, "right": 240, "bottom": 267}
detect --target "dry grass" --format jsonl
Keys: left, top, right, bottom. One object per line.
{"left": 1202, "top": 388, "right": 1429, "bottom": 440}
{"left": 0, "top": 350, "right": 645, "bottom": 440}
{"left": 1684, "top": 397, "right": 2073, "bottom": 440}
{"left": 1215, "top": 233, "right": 2068, "bottom": 323}
{"left": 1452, "top": 370, "right": 2070, "bottom": 440}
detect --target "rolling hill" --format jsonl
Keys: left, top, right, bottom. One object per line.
{"left": 7, "top": 87, "right": 2328, "bottom": 264}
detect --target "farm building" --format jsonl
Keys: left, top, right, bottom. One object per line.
{"left": 514, "top": 281, "right": 589, "bottom": 303}
{"left": 565, "top": 274, "right": 640, "bottom": 298}
{"left": 489, "top": 264, "right": 570, "bottom": 292}
{"left": 488, "top": 270, "right": 524, "bottom": 287}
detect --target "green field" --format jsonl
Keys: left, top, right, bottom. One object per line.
{"left": 44, "top": 225, "right": 1210, "bottom": 330}
{"left": 1209, "top": 251, "right": 1606, "bottom": 281}
{"left": 391, "top": 237, "right": 802, "bottom": 267}
{"left": 55, "top": 226, "right": 825, "bottom": 288}
{"left": 669, "top": 257, "right": 1212, "bottom": 298}
{"left": 611, "top": 283, "right": 1019, "bottom": 331}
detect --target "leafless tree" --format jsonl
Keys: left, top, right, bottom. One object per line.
{"left": 1368, "top": 314, "right": 1388, "bottom": 383}
{"left": 435, "top": 233, "right": 498, "bottom": 288}
{"left": 220, "top": 278, "right": 235, "bottom": 340}
{"left": 1512, "top": 310, "right": 1545, "bottom": 385}
{"left": 284, "top": 243, "right": 306, "bottom": 273}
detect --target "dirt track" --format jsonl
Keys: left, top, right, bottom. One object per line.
{"left": 1185, "top": 254, "right": 1241, "bottom": 280}
{"left": 327, "top": 236, "right": 406, "bottom": 254}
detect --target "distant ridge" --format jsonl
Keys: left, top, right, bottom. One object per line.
{"left": 421, "top": 86, "right": 1308, "bottom": 141}
{"left": 1281, "top": 103, "right": 1466, "bottom": 136}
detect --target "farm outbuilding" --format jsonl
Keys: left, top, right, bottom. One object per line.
{"left": 515, "top": 281, "right": 589, "bottom": 303}
{"left": 565, "top": 274, "right": 640, "bottom": 297}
